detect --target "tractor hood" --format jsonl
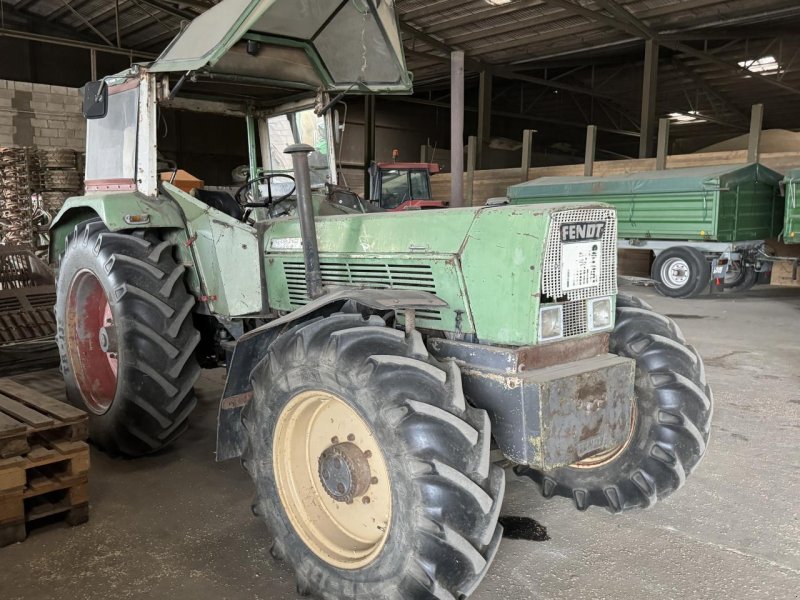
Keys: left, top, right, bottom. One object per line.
{"left": 148, "top": 0, "right": 412, "bottom": 94}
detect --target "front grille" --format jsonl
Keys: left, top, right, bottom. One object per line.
{"left": 541, "top": 208, "right": 617, "bottom": 302}
{"left": 541, "top": 208, "right": 616, "bottom": 340}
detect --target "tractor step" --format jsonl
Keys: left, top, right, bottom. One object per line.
{"left": 0, "top": 440, "right": 90, "bottom": 547}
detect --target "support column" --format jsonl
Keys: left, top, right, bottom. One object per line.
{"left": 656, "top": 118, "right": 670, "bottom": 170}
{"left": 747, "top": 103, "right": 764, "bottom": 163}
{"left": 477, "top": 69, "right": 492, "bottom": 169}
{"left": 466, "top": 136, "right": 477, "bottom": 206}
{"left": 450, "top": 50, "right": 465, "bottom": 207}
{"left": 638, "top": 39, "right": 659, "bottom": 158}
{"left": 363, "top": 95, "right": 376, "bottom": 199}
{"left": 584, "top": 125, "right": 597, "bottom": 176}
{"left": 520, "top": 129, "right": 534, "bottom": 182}
{"left": 90, "top": 49, "right": 97, "bottom": 80}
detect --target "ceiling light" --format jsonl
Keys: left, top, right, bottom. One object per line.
{"left": 668, "top": 111, "right": 707, "bottom": 125}
{"left": 485, "top": 0, "right": 513, "bottom": 5}
{"left": 738, "top": 55, "right": 779, "bottom": 74}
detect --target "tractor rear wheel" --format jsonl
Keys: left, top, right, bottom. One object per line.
{"left": 521, "top": 294, "right": 713, "bottom": 512}
{"left": 242, "top": 313, "right": 504, "bottom": 600}
{"left": 55, "top": 220, "right": 201, "bottom": 456}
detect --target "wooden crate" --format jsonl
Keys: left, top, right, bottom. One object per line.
{"left": 0, "top": 377, "right": 88, "bottom": 458}
{"left": 0, "top": 440, "right": 90, "bottom": 546}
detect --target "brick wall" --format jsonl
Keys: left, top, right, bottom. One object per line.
{"left": 0, "top": 80, "right": 85, "bottom": 151}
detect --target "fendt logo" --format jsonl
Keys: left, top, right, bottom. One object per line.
{"left": 560, "top": 221, "right": 606, "bottom": 243}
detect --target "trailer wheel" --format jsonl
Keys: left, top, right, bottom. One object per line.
{"left": 724, "top": 262, "right": 757, "bottom": 293}
{"left": 55, "top": 220, "right": 201, "bottom": 456}
{"left": 652, "top": 247, "right": 710, "bottom": 298}
{"left": 520, "top": 294, "right": 712, "bottom": 512}
{"left": 242, "top": 314, "right": 504, "bottom": 599}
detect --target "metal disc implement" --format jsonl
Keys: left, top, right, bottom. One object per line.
{"left": 272, "top": 390, "right": 392, "bottom": 569}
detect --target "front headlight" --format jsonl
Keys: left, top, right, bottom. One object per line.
{"left": 588, "top": 296, "right": 613, "bottom": 331}
{"left": 539, "top": 304, "right": 563, "bottom": 341}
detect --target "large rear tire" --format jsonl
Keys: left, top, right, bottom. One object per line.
{"left": 55, "top": 220, "right": 201, "bottom": 456}
{"left": 521, "top": 294, "right": 713, "bottom": 512}
{"left": 242, "top": 313, "right": 504, "bottom": 599}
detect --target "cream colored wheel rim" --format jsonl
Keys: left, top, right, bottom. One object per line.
{"left": 571, "top": 402, "right": 638, "bottom": 469}
{"left": 273, "top": 390, "right": 392, "bottom": 569}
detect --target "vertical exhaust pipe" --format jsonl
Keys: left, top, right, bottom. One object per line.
{"left": 284, "top": 143, "right": 324, "bottom": 299}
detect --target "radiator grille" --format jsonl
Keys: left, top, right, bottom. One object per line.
{"left": 541, "top": 208, "right": 617, "bottom": 302}
{"left": 282, "top": 261, "right": 442, "bottom": 321}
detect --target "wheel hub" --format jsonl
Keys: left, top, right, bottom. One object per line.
{"left": 661, "top": 258, "right": 690, "bottom": 289}
{"left": 272, "top": 390, "right": 392, "bottom": 569}
{"left": 318, "top": 441, "right": 372, "bottom": 503}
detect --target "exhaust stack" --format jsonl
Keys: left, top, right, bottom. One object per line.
{"left": 284, "top": 144, "right": 324, "bottom": 299}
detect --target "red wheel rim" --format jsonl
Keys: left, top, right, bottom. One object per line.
{"left": 66, "top": 270, "right": 119, "bottom": 414}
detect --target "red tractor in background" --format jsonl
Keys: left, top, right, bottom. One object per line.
{"left": 368, "top": 152, "right": 446, "bottom": 210}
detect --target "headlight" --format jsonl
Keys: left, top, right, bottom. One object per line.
{"left": 588, "top": 296, "right": 612, "bottom": 331}
{"left": 539, "top": 304, "right": 563, "bottom": 341}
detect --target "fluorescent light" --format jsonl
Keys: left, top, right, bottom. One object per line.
{"left": 668, "top": 110, "right": 707, "bottom": 125}
{"left": 485, "top": 0, "right": 513, "bottom": 4}
{"left": 738, "top": 55, "right": 779, "bottom": 74}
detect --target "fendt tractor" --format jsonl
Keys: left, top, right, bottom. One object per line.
{"left": 51, "top": 1, "right": 713, "bottom": 598}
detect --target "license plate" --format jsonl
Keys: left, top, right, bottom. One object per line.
{"left": 562, "top": 241, "right": 602, "bottom": 291}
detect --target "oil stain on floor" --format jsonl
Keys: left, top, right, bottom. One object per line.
{"left": 499, "top": 516, "right": 551, "bottom": 541}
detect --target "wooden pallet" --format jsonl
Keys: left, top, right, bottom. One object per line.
{"left": 0, "top": 440, "right": 90, "bottom": 546}
{"left": 0, "top": 377, "right": 88, "bottom": 458}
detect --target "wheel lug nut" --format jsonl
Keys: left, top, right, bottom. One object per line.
{"left": 370, "top": 476, "right": 378, "bottom": 485}
{"left": 362, "top": 496, "right": 370, "bottom": 504}
{"left": 363, "top": 450, "right": 372, "bottom": 458}
{"left": 347, "top": 433, "right": 355, "bottom": 442}
{"left": 337, "top": 483, "right": 345, "bottom": 494}
{"left": 331, "top": 436, "right": 339, "bottom": 444}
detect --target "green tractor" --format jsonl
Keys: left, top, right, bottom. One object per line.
{"left": 51, "top": 1, "right": 712, "bottom": 598}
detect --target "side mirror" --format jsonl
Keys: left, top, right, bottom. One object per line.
{"left": 82, "top": 80, "right": 108, "bottom": 119}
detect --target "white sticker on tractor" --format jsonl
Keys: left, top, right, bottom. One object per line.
{"left": 270, "top": 237, "right": 303, "bottom": 251}
{"left": 561, "top": 241, "right": 602, "bottom": 291}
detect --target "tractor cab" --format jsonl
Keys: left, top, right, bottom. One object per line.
{"left": 368, "top": 159, "right": 446, "bottom": 210}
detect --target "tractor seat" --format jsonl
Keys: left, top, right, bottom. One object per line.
{"left": 193, "top": 189, "right": 244, "bottom": 221}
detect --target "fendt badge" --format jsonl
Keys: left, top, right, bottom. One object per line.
{"left": 560, "top": 221, "right": 606, "bottom": 243}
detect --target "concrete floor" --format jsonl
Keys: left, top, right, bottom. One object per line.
{"left": 1, "top": 282, "right": 799, "bottom": 600}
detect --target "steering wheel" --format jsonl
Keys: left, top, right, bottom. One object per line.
{"left": 234, "top": 173, "right": 296, "bottom": 210}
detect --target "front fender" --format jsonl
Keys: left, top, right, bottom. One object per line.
{"left": 216, "top": 288, "right": 448, "bottom": 461}
{"left": 49, "top": 192, "right": 186, "bottom": 260}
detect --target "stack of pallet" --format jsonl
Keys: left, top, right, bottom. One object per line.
{"left": 0, "top": 148, "right": 40, "bottom": 247}
{"left": 35, "top": 149, "right": 82, "bottom": 257}
{"left": 0, "top": 378, "right": 89, "bottom": 547}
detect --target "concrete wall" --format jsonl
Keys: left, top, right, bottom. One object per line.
{"left": 0, "top": 79, "right": 85, "bottom": 150}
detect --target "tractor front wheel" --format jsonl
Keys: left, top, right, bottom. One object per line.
{"left": 522, "top": 294, "right": 713, "bottom": 512}
{"left": 55, "top": 220, "right": 201, "bottom": 456}
{"left": 243, "top": 313, "right": 504, "bottom": 599}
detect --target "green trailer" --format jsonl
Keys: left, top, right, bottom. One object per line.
{"left": 508, "top": 164, "right": 784, "bottom": 298}
{"left": 783, "top": 168, "right": 800, "bottom": 243}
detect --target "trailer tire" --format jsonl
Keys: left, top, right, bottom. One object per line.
{"left": 56, "top": 220, "right": 201, "bottom": 456}
{"left": 242, "top": 313, "right": 504, "bottom": 600}
{"left": 519, "top": 294, "right": 712, "bottom": 512}
{"left": 652, "top": 246, "right": 710, "bottom": 298}
{"left": 724, "top": 262, "right": 757, "bottom": 293}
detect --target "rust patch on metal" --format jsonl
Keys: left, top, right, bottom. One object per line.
{"left": 518, "top": 333, "right": 609, "bottom": 371}
{"left": 221, "top": 391, "right": 253, "bottom": 410}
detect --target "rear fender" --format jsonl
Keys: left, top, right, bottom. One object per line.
{"left": 49, "top": 193, "right": 186, "bottom": 261}
{"left": 216, "top": 288, "right": 448, "bottom": 461}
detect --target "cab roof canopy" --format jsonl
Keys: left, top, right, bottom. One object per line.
{"left": 147, "top": 0, "right": 412, "bottom": 105}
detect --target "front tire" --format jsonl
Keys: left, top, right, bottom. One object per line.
{"left": 55, "top": 220, "right": 201, "bottom": 456}
{"left": 521, "top": 294, "right": 713, "bottom": 512}
{"left": 243, "top": 313, "right": 504, "bottom": 599}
